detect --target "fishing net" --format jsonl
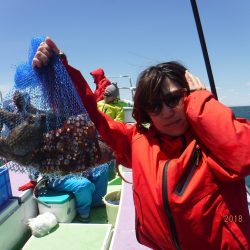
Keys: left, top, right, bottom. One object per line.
{"left": 0, "top": 36, "right": 113, "bottom": 178}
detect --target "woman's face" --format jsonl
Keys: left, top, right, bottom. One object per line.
{"left": 148, "top": 79, "right": 189, "bottom": 137}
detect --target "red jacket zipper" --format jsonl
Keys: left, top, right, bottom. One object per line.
{"left": 162, "top": 144, "right": 201, "bottom": 250}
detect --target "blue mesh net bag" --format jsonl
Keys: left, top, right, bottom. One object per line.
{"left": 0, "top": 36, "right": 113, "bottom": 178}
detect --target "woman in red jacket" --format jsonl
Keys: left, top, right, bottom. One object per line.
{"left": 33, "top": 37, "right": 250, "bottom": 250}
{"left": 90, "top": 67, "right": 111, "bottom": 102}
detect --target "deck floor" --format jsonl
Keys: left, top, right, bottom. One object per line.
{"left": 22, "top": 223, "right": 112, "bottom": 250}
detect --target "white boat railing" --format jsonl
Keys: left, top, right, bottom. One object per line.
{"left": 106, "top": 75, "right": 136, "bottom": 100}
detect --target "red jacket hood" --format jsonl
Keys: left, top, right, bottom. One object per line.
{"left": 90, "top": 68, "right": 105, "bottom": 85}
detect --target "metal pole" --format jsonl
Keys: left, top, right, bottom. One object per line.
{"left": 190, "top": 0, "right": 218, "bottom": 99}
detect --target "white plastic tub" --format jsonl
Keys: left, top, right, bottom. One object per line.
{"left": 37, "top": 190, "right": 76, "bottom": 223}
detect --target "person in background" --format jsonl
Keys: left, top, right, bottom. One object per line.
{"left": 12, "top": 90, "right": 37, "bottom": 115}
{"left": 32, "top": 37, "right": 250, "bottom": 249}
{"left": 0, "top": 91, "right": 40, "bottom": 190}
{"left": 90, "top": 68, "right": 111, "bottom": 102}
{"left": 0, "top": 90, "right": 33, "bottom": 134}
{"left": 46, "top": 164, "right": 109, "bottom": 223}
{"left": 97, "top": 82, "right": 125, "bottom": 122}
{"left": 97, "top": 82, "right": 126, "bottom": 179}
{"left": 20, "top": 163, "right": 109, "bottom": 223}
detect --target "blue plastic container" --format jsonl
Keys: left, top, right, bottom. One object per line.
{"left": 0, "top": 167, "right": 12, "bottom": 207}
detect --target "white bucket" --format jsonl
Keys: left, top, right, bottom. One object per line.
{"left": 102, "top": 190, "right": 121, "bottom": 226}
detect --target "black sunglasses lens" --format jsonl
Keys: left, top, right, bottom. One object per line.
{"left": 146, "top": 101, "right": 161, "bottom": 114}
{"left": 147, "top": 89, "right": 186, "bottom": 114}
{"left": 167, "top": 95, "right": 182, "bottom": 108}
{"left": 163, "top": 94, "right": 183, "bottom": 108}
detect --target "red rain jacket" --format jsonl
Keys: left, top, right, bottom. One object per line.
{"left": 64, "top": 62, "right": 250, "bottom": 250}
{"left": 90, "top": 68, "right": 111, "bottom": 102}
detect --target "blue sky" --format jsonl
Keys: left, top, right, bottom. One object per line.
{"left": 0, "top": 0, "right": 249, "bottom": 106}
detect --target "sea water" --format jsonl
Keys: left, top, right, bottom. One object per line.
{"left": 231, "top": 105, "right": 250, "bottom": 120}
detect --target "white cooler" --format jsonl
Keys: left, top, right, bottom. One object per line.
{"left": 37, "top": 189, "right": 76, "bottom": 223}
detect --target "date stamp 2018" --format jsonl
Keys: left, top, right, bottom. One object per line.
{"left": 223, "top": 214, "right": 243, "bottom": 223}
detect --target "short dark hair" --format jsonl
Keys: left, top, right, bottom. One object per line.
{"left": 132, "top": 61, "right": 189, "bottom": 131}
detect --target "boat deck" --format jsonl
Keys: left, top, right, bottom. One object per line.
{"left": 109, "top": 171, "right": 150, "bottom": 250}
{"left": 23, "top": 223, "right": 113, "bottom": 250}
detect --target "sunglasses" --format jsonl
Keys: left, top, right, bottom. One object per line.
{"left": 147, "top": 88, "right": 187, "bottom": 114}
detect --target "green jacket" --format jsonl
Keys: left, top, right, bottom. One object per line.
{"left": 97, "top": 99, "right": 125, "bottom": 122}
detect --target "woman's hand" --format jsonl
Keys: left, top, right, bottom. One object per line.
{"left": 32, "top": 37, "right": 61, "bottom": 68}
{"left": 185, "top": 71, "right": 206, "bottom": 92}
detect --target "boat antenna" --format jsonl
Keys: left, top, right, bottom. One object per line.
{"left": 190, "top": 0, "right": 218, "bottom": 99}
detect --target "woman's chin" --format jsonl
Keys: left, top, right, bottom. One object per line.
{"left": 161, "top": 122, "right": 189, "bottom": 137}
